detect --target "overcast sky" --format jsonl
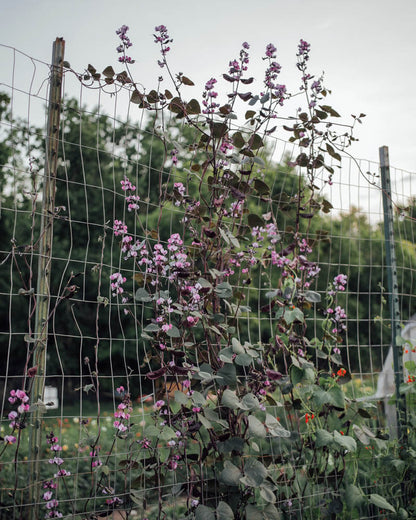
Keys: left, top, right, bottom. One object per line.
{"left": 1, "top": 0, "right": 415, "bottom": 172}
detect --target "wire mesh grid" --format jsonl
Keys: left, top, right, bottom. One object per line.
{"left": 1, "top": 43, "right": 416, "bottom": 519}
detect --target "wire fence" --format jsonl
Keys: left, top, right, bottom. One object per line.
{"left": 1, "top": 40, "right": 416, "bottom": 519}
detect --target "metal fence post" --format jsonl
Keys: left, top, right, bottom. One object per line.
{"left": 27, "top": 37, "right": 65, "bottom": 519}
{"left": 380, "top": 145, "right": 407, "bottom": 441}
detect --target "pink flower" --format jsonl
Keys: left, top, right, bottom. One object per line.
{"left": 162, "top": 323, "right": 172, "bottom": 333}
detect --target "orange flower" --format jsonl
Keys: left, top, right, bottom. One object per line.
{"left": 337, "top": 368, "right": 346, "bottom": 377}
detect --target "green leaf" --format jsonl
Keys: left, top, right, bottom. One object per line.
{"left": 231, "top": 337, "right": 244, "bottom": 354}
{"left": 174, "top": 391, "right": 189, "bottom": 405}
{"left": 304, "top": 290, "right": 321, "bottom": 303}
{"left": 240, "top": 393, "right": 260, "bottom": 411}
{"left": 143, "top": 323, "right": 159, "bottom": 332}
{"left": 368, "top": 494, "right": 396, "bottom": 513}
{"left": 320, "top": 105, "right": 341, "bottom": 117}
{"left": 195, "top": 505, "right": 216, "bottom": 520}
{"left": 134, "top": 288, "right": 152, "bottom": 302}
{"left": 219, "top": 461, "right": 242, "bottom": 486}
{"left": 265, "top": 413, "right": 291, "bottom": 438}
{"left": 315, "top": 109, "right": 328, "bottom": 120}
{"left": 191, "top": 391, "right": 206, "bottom": 407}
{"left": 186, "top": 98, "right": 201, "bottom": 115}
{"left": 197, "top": 413, "right": 213, "bottom": 429}
{"left": 197, "top": 277, "right": 213, "bottom": 290}
{"left": 181, "top": 76, "right": 195, "bottom": 86}
{"left": 263, "top": 503, "right": 282, "bottom": 520}
{"left": 247, "top": 213, "right": 264, "bottom": 228}
{"left": 212, "top": 122, "right": 228, "bottom": 138}
{"left": 245, "top": 505, "right": 263, "bottom": 520}
{"left": 254, "top": 179, "right": 270, "bottom": 195}
{"left": 243, "top": 459, "right": 268, "bottom": 487}
{"left": 248, "top": 134, "right": 264, "bottom": 150}
{"left": 321, "top": 199, "right": 333, "bottom": 213}
{"left": 344, "top": 484, "right": 365, "bottom": 509}
{"left": 217, "top": 363, "right": 237, "bottom": 386}
{"left": 290, "top": 365, "right": 304, "bottom": 386}
{"left": 253, "top": 156, "right": 266, "bottom": 168}
{"left": 248, "top": 415, "right": 267, "bottom": 438}
{"left": 357, "top": 407, "right": 372, "bottom": 419}
{"left": 216, "top": 501, "right": 235, "bottom": 520}
{"left": 352, "top": 424, "right": 371, "bottom": 445}
{"left": 218, "top": 437, "right": 245, "bottom": 453}
{"left": 102, "top": 66, "right": 115, "bottom": 78}
{"left": 405, "top": 360, "right": 416, "bottom": 372}
{"left": 221, "top": 389, "right": 240, "bottom": 409}
{"left": 147, "top": 90, "right": 160, "bottom": 104}
{"left": 159, "top": 426, "right": 177, "bottom": 441}
{"left": 260, "top": 484, "right": 276, "bottom": 503}
{"left": 168, "top": 97, "right": 185, "bottom": 115}
{"left": 235, "top": 352, "right": 254, "bottom": 366}
{"left": 328, "top": 385, "right": 345, "bottom": 409}
{"left": 167, "top": 325, "right": 181, "bottom": 338}
{"left": 326, "top": 143, "right": 342, "bottom": 162}
{"left": 130, "top": 90, "right": 144, "bottom": 104}
{"left": 144, "top": 425, "right": 160, "bottom": 438}
{"left": 284, "top": 307, "right": 304, "bottom": 324}
{"left": 315, "top": 429, "right": 333, "bottom": 448}
{"left": 215, "top": 282, "right": 233, "bottom": 299}
{"left": 333, "top": 430, "right": 356, "bottom": 452}
{"left": 219, "top": 347, "right": 234, "bottom": 363}
{"left": 232, "top": 131, "right": 245, "bottom": 148}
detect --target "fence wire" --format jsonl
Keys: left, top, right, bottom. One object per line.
{"left": 1, "top": 42, "right": 416, "bottom": 519}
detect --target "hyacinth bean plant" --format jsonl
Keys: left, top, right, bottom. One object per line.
{"left": 4, "top": 23, "right": 415, "bottom": 520}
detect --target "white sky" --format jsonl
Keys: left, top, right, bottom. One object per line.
{"left": 1, "top": 0, "right": 416, "bottom": 172}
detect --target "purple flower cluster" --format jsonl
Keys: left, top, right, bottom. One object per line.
{"left": 202, "top": 78, "right": 219, "bottom": 115}
{"left": 8, "top": 388, "right": 29, "bottom": 412}
{"left": 41, "top": 432, "right": 70, "bottom": 518}
{"left": 116, "top": 25, "right": 134, "bottom": 64}
{"left": 121, "top": 176, "right": 140, "bottom": 212}
{"left": 171, "top": 148, "right": 178, "bottom": 166}
{"left": 333, "top": 273, "right": 347, "bottom": 291}
{"left": 326, "top": 305, "right": 347, "bottom": 334}
{"left": 113, "top": 388, "right": 132, "bottom": 433}
{"left": 110, "top": 272, "right": 126, "bottom": 297}
{"left": 102, "top": 487, "right": 123, "bottom": 507}
{"left": 269, "top": 237, "right": 321, "bottom": 288}
{"left": 226, "top": 223, "right": 281, "bottom": 277}
{"left": 227, "top": 42, "right": 250, "bottom": 81}
{"left": 42, "top": 481, "right": 60, "bottom": 518}
{"left": 220, "top": 135, "right": 234, "bottom": 155}
{"left": 297, "top": 39, "right": 311, "bottom": 58}
{"left": 174, "top": 182, "right": 186, "bottom": 206}
{"left": 113, "top": 219, "right": 128, "bottom": 236}
{"left": 265, "top": 43, "right": 277, "bottom": 59}
{"left": 5, "top": 388, "right": 30, "bottom": 444}
{"left": 154, "top": 25, "right": 172, "bottom": 67}
{"left": 296, "top": 38, "right": 311, "bottom": 76}
{"left": 326, "top": 274, "right": 348, "bottom": 334}
{"left": 89, "top": 448, "right": 102, "bottom": 469}
{"left": 263, "top": 44, "right": 286, "bottom": 106}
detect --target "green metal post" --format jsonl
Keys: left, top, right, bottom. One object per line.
{"left": 27, "top": 38, "right": 65, "bottom": 519}
{"left": 380, "top": 145, "right": 406, "bottom": 441}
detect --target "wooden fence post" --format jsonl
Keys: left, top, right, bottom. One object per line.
{"left": 27, "top": 37, "right": 65, "bottom": 519}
